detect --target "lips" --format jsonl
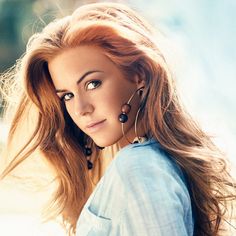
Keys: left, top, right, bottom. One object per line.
{"left": 86, "top": 119, "right": 106, "bottom": 129}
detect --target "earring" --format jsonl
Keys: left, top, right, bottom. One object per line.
{"left": 84, "top": 141, "right": 105, "bottom": 170}
{"left": 84, "top": 146, "right": 93, "bottom": 170}
{"left": 133, "top": 106, "right": 147, "bottom": 143}
{"left": 84, "top": 136, "right": 93, "bottom": 170}
{"left": 118, "top": 87, "right": 144, "bottom": 144}
{"left": 118, "top": 103, "right": 131, "bottom": 123}
{"left": 118, "top": 87, "right": 144, "bottom": 124}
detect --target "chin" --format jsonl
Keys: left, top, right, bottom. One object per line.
{"left": 93, "top": 140, "right": 115, "bottom": 148}
{"left": 92, "top": 135, "right": 122, "bottom": 148}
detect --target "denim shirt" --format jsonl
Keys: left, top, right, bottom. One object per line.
{"left": 76, "top": 139, "right": 194, "bottom": 236}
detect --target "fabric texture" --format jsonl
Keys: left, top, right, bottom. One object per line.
{"left": 76, "top": 139, "right": 194, "bottom": 236}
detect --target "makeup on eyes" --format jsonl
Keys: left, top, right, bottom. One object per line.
{"left": 57, "top": 78, "right": 103, "bottom": 102}
{"left": 60, "top": 92, "right": 74, "bottom": 102}
{"left": 85, "top": 80, "right": 102, "bottom": 90}
{"left": 55, "top": 70, "right": 104, "bottom": 93}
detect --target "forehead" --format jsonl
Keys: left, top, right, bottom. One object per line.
{"left": 47, "top": 45, "right": 123, "bottom": 87}
{"left": 49, "top": 45, "right": 113, "bottom": 70}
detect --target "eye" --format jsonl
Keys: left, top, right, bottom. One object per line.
{"left": 60, "top": 93, "right": 74, "bottom": 102}
{"left": 86, "top": 80, "right": 101, "bottom": 90}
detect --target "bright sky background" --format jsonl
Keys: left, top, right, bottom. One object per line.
{"left": 129, "top": 0, "right": 236, "bottom": 163}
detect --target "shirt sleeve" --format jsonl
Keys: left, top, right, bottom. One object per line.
{"left": 116, "top": 149, "right": 192, "bottom": 236}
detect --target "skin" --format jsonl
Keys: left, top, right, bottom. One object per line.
{"left": 48, "top": 45, "right": 144, "bottom": 148}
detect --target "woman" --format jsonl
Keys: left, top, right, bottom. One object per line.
{"left": 1, "top": 2, "right": 236, "bottom": 236}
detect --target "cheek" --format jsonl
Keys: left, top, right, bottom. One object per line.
{"left": 101, "top": 93, "right": 122, "bottom": 118}
{"left": 65, "top": 102, "right": 79, "bottom": 125}
{"left": 65, "top": 102, "right": 73, "bottom": 116}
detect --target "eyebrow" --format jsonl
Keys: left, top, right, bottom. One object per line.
{"left": 55, "top": 70, "right": 103, "bottom": 93}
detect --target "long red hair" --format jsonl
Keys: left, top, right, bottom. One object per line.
{"left": 1, "top": 3, "right": 235, "bottom": 235}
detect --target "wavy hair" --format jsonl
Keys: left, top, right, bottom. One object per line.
{"left": 1, "top": 2, "right": 235, "bottom": 235}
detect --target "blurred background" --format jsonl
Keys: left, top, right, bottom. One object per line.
{"left": 1, "top": 0, "right": 235, "bottom": 161}
{"left": 0, "top": 0, "right": 235, "bottom": 234}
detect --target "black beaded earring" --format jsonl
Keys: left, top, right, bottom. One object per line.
{"left": 84, "top": 141, "right": 105, "bottom": 170}
{"left": 84, "top": 146, "right": 93, "bottom": 170}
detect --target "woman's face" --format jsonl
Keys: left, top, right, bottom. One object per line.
{"left": 48, "top": 45, "right": 144, "bottom": 147}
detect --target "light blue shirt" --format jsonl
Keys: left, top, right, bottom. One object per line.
{"left": 76, "top": 139, "right": 194, "bottom": 235}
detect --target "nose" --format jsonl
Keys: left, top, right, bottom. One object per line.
{"left": 74, "top": 95, "right": 94, "bottom": 117}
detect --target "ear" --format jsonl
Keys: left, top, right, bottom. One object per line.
{"left": 134, "top": 74, "right": 145, "bottom": 89}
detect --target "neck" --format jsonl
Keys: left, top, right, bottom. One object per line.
{"left": 117, "top": 121, "right": 146, "bottom": 148}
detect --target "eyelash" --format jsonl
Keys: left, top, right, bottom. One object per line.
{"left": 60, "top": 93, "right": 73, "bottom": 102}
{"left": 85, "top": 80, "right": 102, "bottom": 90}
{"left": 60, "top": 80, "right": 102, "bottom": 102}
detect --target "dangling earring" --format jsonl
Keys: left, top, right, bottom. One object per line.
{"left": 84, "top": 146, "right": 93, "bottom": 170}
{"left": 118, "top": 103, "right": 131, "bottom": 123}
{"left": 118, "top": 86, "right": 144, "bottom": 123}
{"left": 118, "top": 87, "right": 144, "bottom": 144}
{"left": 84, "top": 140, "right": 104, "bottom": 170}
{"left": 83, "top": 136, "right": 93, "bottom": 170}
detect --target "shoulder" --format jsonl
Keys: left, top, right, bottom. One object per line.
{"left": 114, "top": 139, "right": 185, "bottom": 184}
{"left": 110, "top": 139, "right": 191, "bottom": 205}
{"left": 81, "top": 139, "right": 193, "bottom": 234}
